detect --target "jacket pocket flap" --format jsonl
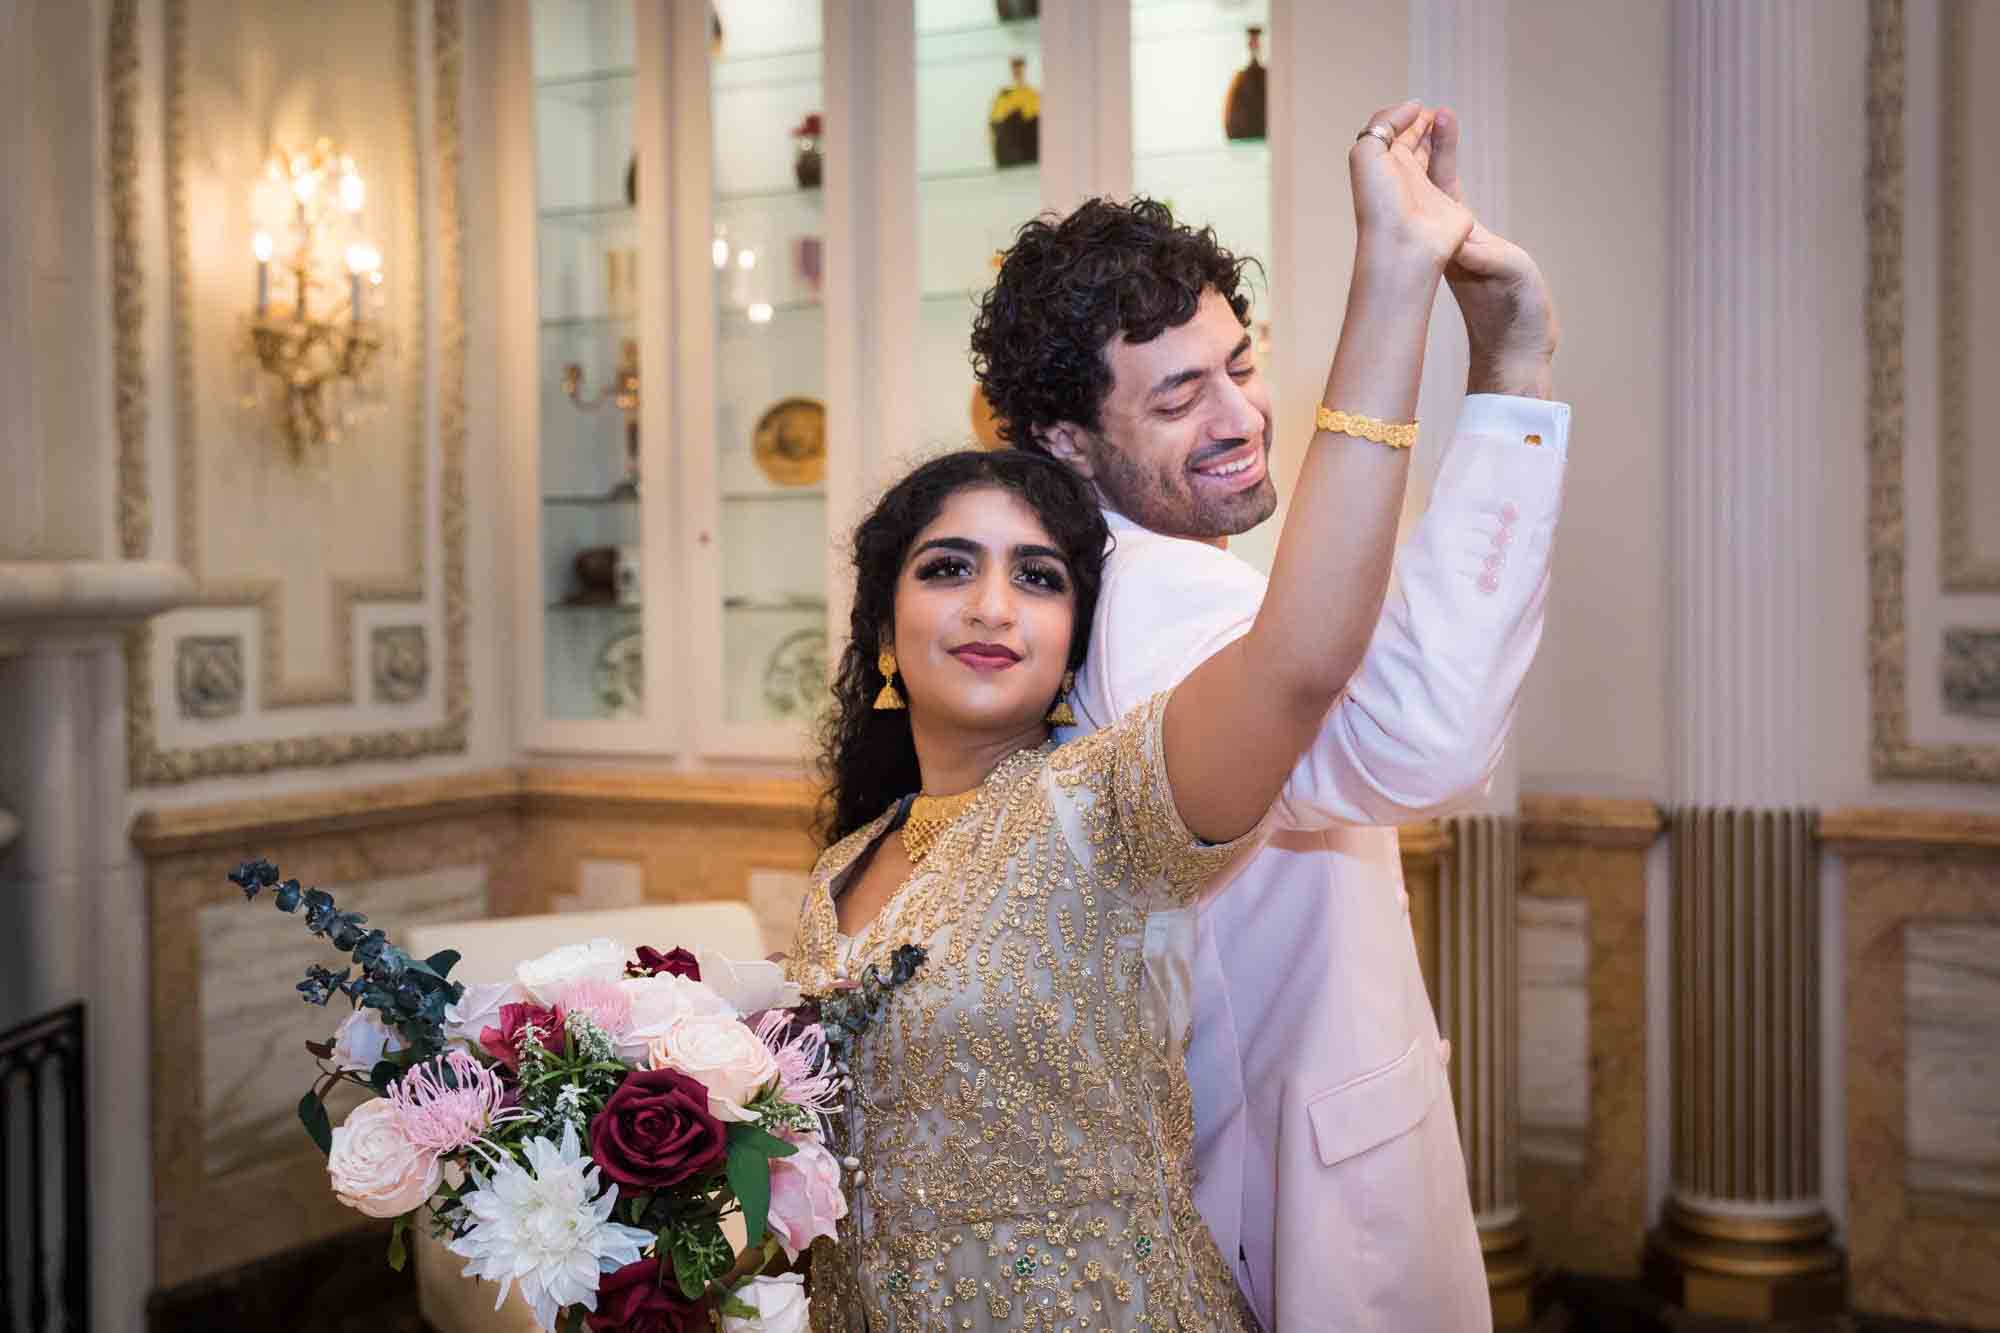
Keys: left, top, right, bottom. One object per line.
{"left": 1304, "top": 1038, "right": 1439, "bottom": 1167}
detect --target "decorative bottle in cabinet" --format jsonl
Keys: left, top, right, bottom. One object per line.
{"left": 1224, "top": 26, "right": 1267, "bottom": 142}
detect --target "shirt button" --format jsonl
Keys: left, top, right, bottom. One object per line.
{"left": 1477, "top": 572, "right": 1500, "bottom": 595}
{"left": 1498, "top": 501, "right": 1520, "bottom": 523}
{"left": 1482, "top": 552, "right": 1505, "bottom": 573}
{"left": 1492, "top": 527, "right": 1514, "bottom": 549}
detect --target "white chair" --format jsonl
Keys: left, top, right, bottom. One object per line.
{"left": 401, "top": 901, "right": 768, "bottom": 1333}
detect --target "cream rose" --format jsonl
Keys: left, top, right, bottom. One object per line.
{"left": 646, "top": 1013, "right": 779, "bottom": 1121}
{"left": 615, "top": 972, "right": 736, "bottom": 1064}
{"left": 327, "top": 1097, "right": 441, "bottom": 1218}
{"left": 329, "top": 1008, "right": 405, "bottom": 1074}
{"left": 515, "top": 937, "right": 628, "bottom": 1004}
{"left": 441, "top": 980, "right": 526, "bottom": 1046}
{"left": 765, "top": 1133, "right": 848, "bottom": 1260}
{"left": 721, "top": 1274, "right": 810, "bottom": 1333}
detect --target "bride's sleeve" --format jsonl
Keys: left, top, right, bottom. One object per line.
{"left": 1048, "top": 688, "right": 1270, "bottom": 909}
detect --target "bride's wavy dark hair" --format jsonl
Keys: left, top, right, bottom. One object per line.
{"left": 814, "top": 449, "right": 1110, "bottom": 848}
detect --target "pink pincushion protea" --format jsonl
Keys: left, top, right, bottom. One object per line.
{"left": 757, "top": 1010, "right": 842, "bottom": 1120}
{"left": 553, "top": 977, "right": 634, "bottom": 1044}
{"left": 389, "top": 1048, "right": 511, "bottom": 1154}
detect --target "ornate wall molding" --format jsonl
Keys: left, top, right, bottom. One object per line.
{"left": 115, "top": 0, "right": 470, "bottom": 783}
{"left": 1866, "top": 0, "right": 2000, "bottom": 784}
{"left": 164, "top": 0, "right": 425, "bottom": 711}
{"left": 107, "top": 0, "right": 148, "bottom": 560}
{"left": 1937, "top": 0, "right": 1997, "bottom": 593}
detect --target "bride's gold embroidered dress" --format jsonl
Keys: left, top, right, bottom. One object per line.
{"left": 788, "top": 694, "right": 1260, "bottom": 1332}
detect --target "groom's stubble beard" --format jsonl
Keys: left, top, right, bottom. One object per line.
{"left": 1084, "top": 415, "right": 1279, "bottom": 542}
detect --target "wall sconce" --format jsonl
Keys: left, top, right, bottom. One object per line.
{"left": 243, "top": 139, "right": 385, "bottom": 464}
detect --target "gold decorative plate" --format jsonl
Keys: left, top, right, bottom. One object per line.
{"left": 752, "top": 396, "right": 827, "bottom": 486}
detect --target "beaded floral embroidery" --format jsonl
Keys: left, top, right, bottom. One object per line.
{"left": 789, "top": 693, "right": 1258, "bottom": 1331}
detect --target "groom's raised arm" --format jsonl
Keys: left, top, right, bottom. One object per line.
{"left": 1074, "top": 395, "right": 1566, "bottom": 830}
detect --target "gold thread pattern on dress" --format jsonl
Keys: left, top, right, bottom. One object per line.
{"left": 790, "top": 693, "right": 1257, "bottom": 1331}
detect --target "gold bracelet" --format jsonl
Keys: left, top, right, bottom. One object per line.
{"left": 1315, "top": 405, "right": 1418, "bottom": 450}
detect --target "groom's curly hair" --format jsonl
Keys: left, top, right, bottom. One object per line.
{"left": 970, "top": 197, "right": 1259, "bottom": 452}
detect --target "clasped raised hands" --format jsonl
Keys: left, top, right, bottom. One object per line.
{"left": 1351, "top": 100, "right": 1560, "bottom": 397}
{"left": 1348, "top": 101, "right": 1475, "bottom": 282}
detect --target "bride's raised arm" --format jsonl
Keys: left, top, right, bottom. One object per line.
{"left": 1163, "top": 100, "right": 1475, "bottom": 844}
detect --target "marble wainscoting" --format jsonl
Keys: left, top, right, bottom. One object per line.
{"left": 138, "top": 773, "right": 524, "bottom": 1289}
{"left": 1515, "top": 796, "right": 1662, "bottom": 1280}
{"left": 1828, "top": 808, "right": 2000, "bottom": 1328}
{"left": 511, "top": 768, "right": 818, "bottom": 953}
{"left": 136, "top": 765, "right": 822, "bottom": 1293}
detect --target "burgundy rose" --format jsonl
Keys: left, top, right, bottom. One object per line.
{"left": 632, "top": 945, "right": 701, "bottom": 981}
{"left": 584, "top": 1257, "right": 711, "bottom": 1333}
{"left": 590, "top": 1067, "right": 727, "bottom": 1190}
{"left": 477, "top": 1001, "right": 565, "bottom": 1071}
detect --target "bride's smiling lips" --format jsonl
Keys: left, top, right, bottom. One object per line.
{"left": 949, "top": 642, "right": 1022, "bottom": 672}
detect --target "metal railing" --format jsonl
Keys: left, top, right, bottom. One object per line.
{"left": 0, "top": 1003, "right": 87, "bottom": 1333}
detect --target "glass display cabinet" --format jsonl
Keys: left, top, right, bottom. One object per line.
{"left": 915, "top": 0, "right": 1042, "bottom": 455}
{"left": 506, "top": 0, "right": 1300, "bottom": 762}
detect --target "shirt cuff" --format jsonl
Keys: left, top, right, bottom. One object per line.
{"left": 1456, "top": 394, "right": 1573, "bottom": 461}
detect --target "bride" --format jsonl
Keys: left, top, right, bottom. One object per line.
{"left": 787, "top": 101, "right": 1474, "bottom": 1331}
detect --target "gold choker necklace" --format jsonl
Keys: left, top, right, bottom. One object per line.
{"left": 901, "top": 788, "right": 982, "bottom": 864}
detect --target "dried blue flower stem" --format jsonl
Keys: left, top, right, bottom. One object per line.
{"left": 229, "top": 857, "right": 464, "bottom": 1065}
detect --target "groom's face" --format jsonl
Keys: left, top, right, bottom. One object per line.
{"left": 1052, "top": 287, "right": 1276, "bottom": 542}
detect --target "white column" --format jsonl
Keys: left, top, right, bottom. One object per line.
{"left": 1646, "top": 1, "right": 1843, "bottom": 1318}
{"left": 822, "top": 0, "right": 918, "bottom": 648}
{"left": 0, "top": 633, "right": 150, "bottom": 1333}
{"left": 1409, "top": 8, "right": 1531, "bottom": 1325}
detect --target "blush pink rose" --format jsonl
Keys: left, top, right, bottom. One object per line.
{"left": 764, "top": 1133, "right": 847, "bottom": 1261}
{"left": 326, "top": 1097, "right": 442, "bottom": 1218}
{"left": 646, "top": 1014, "right": 778, "bottom": 1122}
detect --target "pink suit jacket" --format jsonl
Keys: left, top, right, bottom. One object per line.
{"left": 1060, "top": 394, "right": 1570, "bottom": 1330}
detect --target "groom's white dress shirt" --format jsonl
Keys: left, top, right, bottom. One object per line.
{"left": 1059, "top": 394, "right": 1570, "bottom": 1331}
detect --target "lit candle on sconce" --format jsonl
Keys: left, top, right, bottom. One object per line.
{"left": 345, "top": 243, "right": 381, "bottom": 321}
{"left": 337, "top": 157, "right": 365, "bottom": 214}
{"left": 252, "top": 231, "right": 274, "bottom": 316}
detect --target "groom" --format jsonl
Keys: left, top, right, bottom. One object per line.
{"left": 970, "top": 104, "right": 1567, "bottom": 1331}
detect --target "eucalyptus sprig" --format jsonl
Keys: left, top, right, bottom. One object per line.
{"left": 229, "top": 857, "right": 467, "bottom": 1152}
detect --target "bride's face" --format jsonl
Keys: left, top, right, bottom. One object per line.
{"left": 890, "top": 485, "right": 1077, "bottom": 736}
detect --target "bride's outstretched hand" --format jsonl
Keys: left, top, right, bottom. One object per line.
{"left": 1423, "top": 106, "right": 1560, "bottom": 397}
{"left": 1348, "top": 101, "right": 1475, "bottom": 283}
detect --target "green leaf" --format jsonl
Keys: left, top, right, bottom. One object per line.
{"left": 726, "top": 1140, "right": 772, "bottom": 1249}
{"left": 719, "top": 1294, "right": 760, "bottom": 1319}
{"left": 369, "top": 1059, "right": 402, "bottom": 1095}
{"left": 298, "top": 1091, "right": 333, "bottom": 1157}
{"left": 726, "top": 1121, "right": 798, "bottom": 1159}
{"left": 387, "top": 1215, "right": 410, "bottom": 1272}
{"left": 670, "top": 1233, "right": 707, "bottom": 1302}
{"left": 424, "top": 949, "right": 461, "bottom": 980}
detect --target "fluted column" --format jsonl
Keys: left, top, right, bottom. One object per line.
{"left": 1437, "top": 813, "right": 1531, "bottom": 1326}
{"left": 1645, "top": 1, "right": 1845, "bottom": 1318}
{"left": 1410, "top": 4, "right": 1531, "bottom": 1324}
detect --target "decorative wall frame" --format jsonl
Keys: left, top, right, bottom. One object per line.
{"left": 113, "top": 0, "right": 469, "bottom": 784}
{"left": 1865, "top": 0, "right": 2000, "bottom": 784}
{"left": 1936, "top": 0, "right": 1999, "bottom": 593}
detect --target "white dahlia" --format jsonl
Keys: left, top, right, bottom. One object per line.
{"left": 446, "top": 1122, "right": 653, "bottom": 1330}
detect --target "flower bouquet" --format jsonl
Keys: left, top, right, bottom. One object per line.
{"left": 228, "top": 858, "right": 873, "bottom": 1332}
